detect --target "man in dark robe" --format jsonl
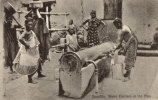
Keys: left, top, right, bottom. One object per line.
{"left": 26, "top": 9, "right": 50, "bottom": 77}
{"left": 4, "top": 15, "right": 19, "bottom": 74}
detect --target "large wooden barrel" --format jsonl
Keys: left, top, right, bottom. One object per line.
{"left": 60, "top": 42, "right": 115, "bottom": 67}
{"left": 59, "top": 42, "right": 114, "bottom": 98}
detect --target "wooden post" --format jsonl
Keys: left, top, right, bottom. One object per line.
{"left": 86, "top": 60, "right": 99, "bottom": 95}
{"left": 65, "top": 14, "right": 68, "bottom": 26}
{"left": 115, "top": 0, "right": 118, "bottom": 18}
{"left": 17, "top": 10, "right": 69, "bottom": 15}
{"left": 81, "top": 0, "right": 84, "bottom": 23}
{"left": 46, "top": 6, "right": 49, "bottom": 29}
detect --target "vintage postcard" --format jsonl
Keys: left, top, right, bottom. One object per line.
{"left": 1, "top": 0, "right": 158, "bottom": 100}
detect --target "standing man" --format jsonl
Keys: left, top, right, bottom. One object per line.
{"left": 113, "top": 18, "right": 138, "bottom": 82}
{"left": 81, "top": 10, "right": 105, "bottom": 47}
{"left": 25, "top": 8, "right": 50, "bottom": 78}
{"left": 3, "top": 9, "right": 20, "bottom": 74}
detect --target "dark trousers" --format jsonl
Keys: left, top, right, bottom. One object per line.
{"left": 124, "top": 64, "right": 133, "bottom": 78}
{"left": 5, "top": 42, "right": 19, "bottom": 71}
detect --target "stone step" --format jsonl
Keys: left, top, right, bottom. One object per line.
{"left": 138, "top": 44, "right": 151, "bottom": 50}
{"left": 137, "top": 50, "right": 158, "bottom": 56}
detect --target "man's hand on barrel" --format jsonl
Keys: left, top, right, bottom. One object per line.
{"left": 118, "top": 47, "right": 125, "bottom": 55}
{"left": 108, "top": 51, "right": 115, "bottom": 57}
{"left": 25, "top": 44, "right": 30, "bottom": 50}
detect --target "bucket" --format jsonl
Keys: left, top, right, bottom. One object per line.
{"left": 112, "top": 63, "right": 124, "bottom": 80}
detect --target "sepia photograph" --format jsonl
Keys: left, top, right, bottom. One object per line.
{"left": 1, "top": 0, "right": 158, "bottom": 100}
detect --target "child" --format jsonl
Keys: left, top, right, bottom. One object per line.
{"left": 13, "top": 18, "right": 40, "bottom": 84}
{"left": 66, "top": 25, "right": 80, "bottom": 52}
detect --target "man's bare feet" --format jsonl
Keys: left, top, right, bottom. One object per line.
{"left": 122, "top": 77, "right": 130, "bottom": 82}
{"left": 9, "top": 71, "right": 16, "bottom": 74}
{"left": 38, "top": 74, "right": 46, "bottom": 78}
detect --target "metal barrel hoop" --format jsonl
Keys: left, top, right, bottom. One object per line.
{"left": 60, "top": 52, "right": 82, "bottom": 73}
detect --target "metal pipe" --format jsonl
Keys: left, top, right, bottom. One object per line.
{"left": 65, "top": 15, "right": 68, "bottom": 26}
{"left": 49, "top": 28, "right": 68, "bottom": 31}
{"left": 17, "top": 10, "right": 69, "bottom": 15}
{"left": 86, "top": 60, "right": 99, "bottom": 94}
{"left": 51, "top": 43, "right": 68, "bottom": 48}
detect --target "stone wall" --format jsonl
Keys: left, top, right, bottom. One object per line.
{"left": 3, "top": 0, "right": 158, "bottom": 43}
{"left": 123, "top": 0, "right": 158, "bottom": 43}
